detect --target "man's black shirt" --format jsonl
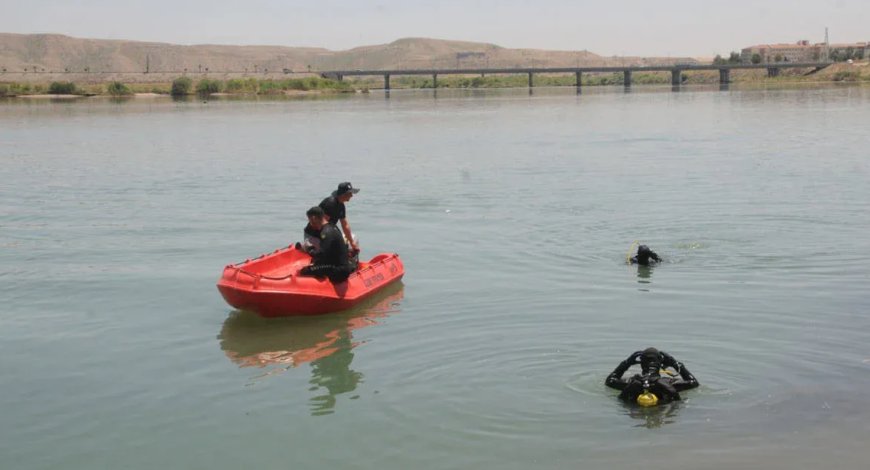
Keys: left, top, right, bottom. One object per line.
{"left": 319, "top": 195, "right": 346, "bottom": 226}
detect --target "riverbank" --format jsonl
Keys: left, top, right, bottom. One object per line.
{"left": 1, "top": 62, "right": 867, "bottom": 97}
{"left": 0, "top": 76, "right": 357, "bottom": 98}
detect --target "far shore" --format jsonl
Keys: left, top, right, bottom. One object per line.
{"left": 1, "top": 62, "right": 868, "bottom": 98}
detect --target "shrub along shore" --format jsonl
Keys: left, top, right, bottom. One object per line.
{"left": 1, "top": 63, "right": 868, "bottom": 98}
{"left": 0, "top": 76, "right": 355, "bottom": 97}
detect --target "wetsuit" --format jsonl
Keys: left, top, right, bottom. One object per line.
{"left": 630, "top": 245, "right": 661, "bottom": 266}
{"left": 300, "top": 223, "right": 356, "bottom": 283}
{"left": 605, "top": 351, "right": 699, "bottom": 405}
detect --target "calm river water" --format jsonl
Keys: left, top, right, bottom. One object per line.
{"left": 2, "top": 85, "right": 869, "bottom": 469}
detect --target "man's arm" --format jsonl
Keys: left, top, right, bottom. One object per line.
{"left": 605, "top": 352, "right": 642, "bottom": 390}
{"left": 672, "top": 362, "right": 699, "bottom": 391}
{"left": 340, "top": 218, "right": 358, "bottom": 251}
{"left": 661, "top": 351, "right": 678, "bottom": 369}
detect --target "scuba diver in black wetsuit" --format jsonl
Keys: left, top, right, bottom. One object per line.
{"left": 299, "top": 208, "right": 357, "bottom": 283}
{"left": 605, "top": 347, "right": 699, "bottom": 407}
{"left": 630, "top": 245, "right": 661, "bottom": 266}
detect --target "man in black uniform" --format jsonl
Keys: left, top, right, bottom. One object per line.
{"left": 301, "top": 206, "right": 324, "bottom": 255}
{"left": 319, "top": 182, "right": 360, "bottom": 254}
{"left": 630, "top": 245, "right": 662, "bottom": 266}
{"left": 605, "top": 347, "right": 699, "bottom": 407}
{"left": 299, "top": 208, "right": 357, "bottom": 283}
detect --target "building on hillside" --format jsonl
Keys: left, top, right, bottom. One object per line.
{"left": 740, "top": 40, "right": 868, "bottom": 63}
{"left": 828, "top": 42, "right": 870, "bottom": 61}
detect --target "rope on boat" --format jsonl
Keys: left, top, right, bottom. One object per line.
{"left": 229, "top": 254, "right": 393, "bottom": 281}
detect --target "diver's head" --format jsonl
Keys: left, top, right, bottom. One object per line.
{"left": 636, "top": 245, "right": 654, "bottom": 265}
{"left": 640, "top": 347, "right": 663, "bottom": 376}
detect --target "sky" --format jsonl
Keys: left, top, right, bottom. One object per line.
{"left": 1, "top": 0, "right": 868, "bottom": 57}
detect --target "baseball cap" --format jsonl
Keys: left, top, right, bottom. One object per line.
{"left": 335, "top": 182, "right": 360, "bottom": 196}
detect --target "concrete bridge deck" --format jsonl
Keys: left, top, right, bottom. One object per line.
{"left": 320, "top": 62, "right": 831, "bottom": 90}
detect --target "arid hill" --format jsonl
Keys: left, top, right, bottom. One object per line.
{"left": 0, "top": 33, "right": 697, "bottom": 75}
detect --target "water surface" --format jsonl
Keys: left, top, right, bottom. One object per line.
{"left": 2, "top": 85, "right": 870, "bottom": 469}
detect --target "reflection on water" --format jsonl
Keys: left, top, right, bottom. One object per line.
{"left": 636, "top": 265, "right": 654, "bottom": 291}
{"left": 307, "top": 328, "right": 361, "bottom": 416}
{"left": 621, "top": 401, "right": 681, "bottom": 429}
{"left": 218, "top": 283, "right": 404, "bottom": 415}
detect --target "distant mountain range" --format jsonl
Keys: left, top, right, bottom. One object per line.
{"left": 0, "top": 33, "right": 698, "bottom": 74}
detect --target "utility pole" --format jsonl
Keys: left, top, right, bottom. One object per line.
{"left": 145, "top": 54, "right": 150, "bottom": 74}
{"left": 824, "top": 27, "right": 830, "bottom": 63}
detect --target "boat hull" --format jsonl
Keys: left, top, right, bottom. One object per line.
{"left": 217, "top": 246, "right": 404, "bottom": 317}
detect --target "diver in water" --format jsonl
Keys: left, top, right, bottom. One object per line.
{"left": 605, "top": 347, "right": 699, "bottom": 407}
{"left": 630, "top": 244, "right": 661, "bottom": 266}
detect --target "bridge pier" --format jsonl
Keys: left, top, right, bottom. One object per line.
{"left": 767, "top": 67, "right": 780, "bottom": 78}
{"left": 671, "top": 69, "right": 682, "bottom": 86}
{"left": 528, "top": 72, "right": 534, "bottom": 88}
{"left": 384, "top": 74, "right": 390, "bottom": 91}
{"left": 432, "top": 74, "right": 437, "bottom": 89}
{"left": 718, "top": 69, "right": 730, "bottom": 84}
{"left": 623, "top": 70, "right": 632, "bottom": 87}
{"left": 576, "top": 71, "right": 582, "bottom": 93}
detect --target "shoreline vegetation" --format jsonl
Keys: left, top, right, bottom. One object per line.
{"left": 1, "top": 62, "right": 868, "bottom": 98}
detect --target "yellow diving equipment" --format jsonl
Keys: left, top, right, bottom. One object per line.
{"left": 636, "top": 392, "right": 659, "bottom": 407}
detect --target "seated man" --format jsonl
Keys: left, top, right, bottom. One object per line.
{"left": 605, "top": 347, "right": 699, "bottom": 407}
{"left": 630, "top": 244, "right": 662, "bottom": 266}
{"left": 299, "top": 208, "right": 357, "bottom": 283}
{"left": 301, "top": 206, "right": 324, "bottom": 255}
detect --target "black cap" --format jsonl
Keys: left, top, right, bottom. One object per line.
{"left": 334, "top": 182, "right": 360, "bottom": 196}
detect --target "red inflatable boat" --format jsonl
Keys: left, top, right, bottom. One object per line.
{"left": 217, "top": 245, "right": 404, "bottom": 317}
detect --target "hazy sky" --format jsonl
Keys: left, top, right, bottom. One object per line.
{"left": 2, "top": 0, "right": 867, "bottom": 57}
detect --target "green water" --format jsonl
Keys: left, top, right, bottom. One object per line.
{"left": 2, "top": 85, "right": 869, "bottom": 469}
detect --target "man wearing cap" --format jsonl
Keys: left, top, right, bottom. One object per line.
{"left": 605, "top": 347, "right": 699, "bottom": 407}
{"left": 319, "top": 182, "right": 360, "bottom": 253}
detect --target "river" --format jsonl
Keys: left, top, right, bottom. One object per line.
{"left": 2, "top": 84, "right": 869, "bottom": 469}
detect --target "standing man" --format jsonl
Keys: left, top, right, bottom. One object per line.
{"left": 319, "top": 182, "right": 360, "bottom": 253}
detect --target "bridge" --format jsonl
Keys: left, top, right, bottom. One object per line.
{"left": 320, "top": 63, "right": 831, "bottom": 91}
